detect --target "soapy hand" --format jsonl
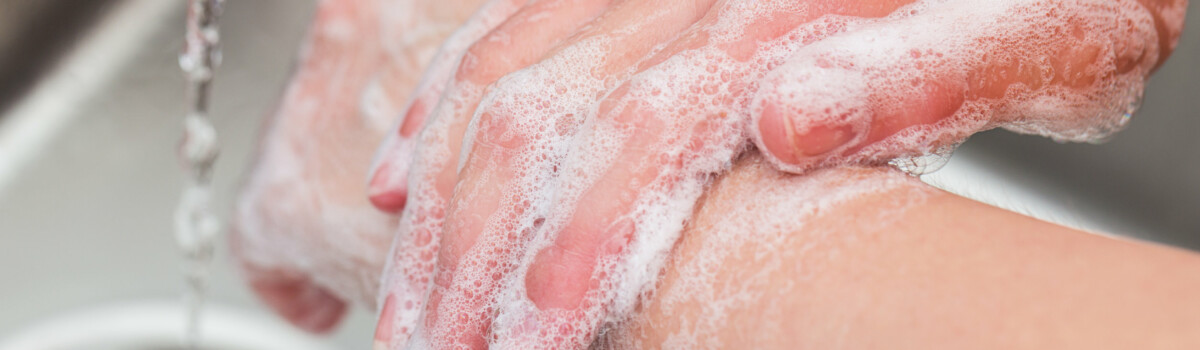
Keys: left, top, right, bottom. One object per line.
{"left": 368, "top": 0, "right": 1186, "bottom": 348}
{"left": 751, "top": 0, "right": 1187, "bottom": 172}
{"left": 229, "top": 0, "right": 482, "bottom": 333}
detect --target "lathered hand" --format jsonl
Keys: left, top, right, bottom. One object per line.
{"left": 368, "top": 0, "right": 1186, "bottom": 348}
{"left": 230, "top": 0, "right": 482, "bottom": 333}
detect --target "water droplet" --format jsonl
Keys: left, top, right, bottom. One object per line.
{"left": 202, "top": 26, "right": 220, "bottom": 43}
{"left": 178, "top": 53, "right": 196, "bottom": 73}
{"left": 889, "top": 142, "right": 959, "bottom": 176}
{"left": 176, "top": 1, "right": 225, "bottom": 348}
{"left": 1086, "top": 85, "right": 1143, "bottom": 144}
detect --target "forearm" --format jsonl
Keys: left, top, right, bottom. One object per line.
{"left": 621, "top": 155, "right": 1200, "bottom": 349}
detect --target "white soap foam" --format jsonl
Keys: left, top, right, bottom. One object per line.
{"left": 411, "top": 35, "right": 624, "bottom": 349}
{"left": 752, "top": 0, "right": 1160, "bottom": 174}
{"left": 603, "top": 161, "right": 930, "bottom": 348}
{"left": 367, "top": 0, "right": 527, "bottom": 202}
{"left": 235, "top": 0, "right": 481, "bottom": 307}
{"left": 399, "top": 2, "right": 899, "bottom": 348}
{"left": 383, "top": 0, "right": 1170, "bottom": 348}
{"left": 375, "top": 0, "right": 530, "bottom": 345}
{"left": 232, "top": 0, "right": 396, "bottom": 306}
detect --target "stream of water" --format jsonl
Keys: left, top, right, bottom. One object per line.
{"left": 176, "top": 0, "right": 224, "bottom": 349}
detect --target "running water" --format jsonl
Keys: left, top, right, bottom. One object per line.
{"left": 176, "top": 0, "right": 224, "bottom": 349}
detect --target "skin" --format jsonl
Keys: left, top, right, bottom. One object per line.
{"left": 366, "top": 0, "right": 1188, "bottom": 348}
{"left": 621, "top": 155, "right": 1200, "bottom": 349}
{"left": 227, "top": 0, "right": 1191, "bottom": 346}
{"left": 230, "top": 0, "right": 485, "bottom": 333}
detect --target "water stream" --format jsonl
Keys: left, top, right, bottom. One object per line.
{"left": 175, "top": 0, "right": 224, "bottom": 349}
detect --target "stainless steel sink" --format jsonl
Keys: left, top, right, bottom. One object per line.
{"left": 0, "top": 0, "right": 120, "bottom": 113}
{"left": 926, "top": 19, "right": 1200, "bottom": 249}
{"left": 0, "top": 0, "right": 372, "bottom": 348}
{"left": 0, "top": 0, "right": 1196, "bottom": 348}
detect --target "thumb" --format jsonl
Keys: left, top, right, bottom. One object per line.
{"left": 752, "top": 0, "right": 1169, "bottom": 173}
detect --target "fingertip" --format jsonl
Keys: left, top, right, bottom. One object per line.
{"left": 525, "top": 246, "right": 593, "bottom": 311}
{"left": 374, "top": 294, "right": 398, "bottom": 348}
{"left": 368, "top": 162, "right": 408, "bottom": 214}
{"left": 753, "top": 67, "right": 870, "bottom": 171}
{"left": 294, "top": 294, "right": 348, "bottom": 334}
{"left": 399, "top": 98, "right": 430, "bottom": 138}
{"left": 231, "top": 221, "right": 348, "bottom": 334}
{"left": 368, "top": 184, "right": 408, "bottom": 214}
{"left": 248, "top": 274, "right": 348, "bottom": 334}
{"left": 756, "top": 100, "right": 799, "bottom": 165}
{"left": 525, "top": 219, "right": 634, "bottom": 312}
{"left": 368, "top": 189, "right": 407, "bottom": 214}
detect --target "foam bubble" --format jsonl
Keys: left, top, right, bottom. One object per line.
{"left": 754, "top": 0, "right": 1160, "bottom": 173}
{"left": 375, "top": 0, "right": 531, "bottom": 346}
{"left": 386, "top": 0, "right": 1168, "bottom": 347}
{"left": 608, "top": 159, "right": 931, "bottom": 348}
{"left": 398, "top": 2, "right": 896, "bottom": 348}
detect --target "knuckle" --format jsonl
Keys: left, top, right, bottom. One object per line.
{"left": 456, "top": 37, "right": 515, "bottom": 84}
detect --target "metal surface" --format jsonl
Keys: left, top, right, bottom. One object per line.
{"left": 946, "top": 22, "right": 1200, "bottom": 249}
{"left": 0, "top": 0, "right": 119, "bottom": 113}
{"left": 0, "top": 0, "right": 374, "bottom": 348}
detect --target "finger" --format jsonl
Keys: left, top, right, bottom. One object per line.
{"left": 1134, "top": 0, "right": 1188, "bottom": 70}
{"left": 752, "top": 0, "right": 1167, "bottom": 173}
{"left": 508, "top": 0, "right": 921, "bottom": 347}
{"left": 231, "top": 0, "right": 397, "bottom": 318}
{"left": 367, "top": 0, "right": 526, "bottom": 214}
{"left": 515, "top": 97, "right": 669, "bottom": 346}
{"left": 359, "top": 0, "right": 502, "bottom": 137}
{"left": 230, "top": 230, "right": 349, "bottom": 334}
{"left": 367, "top": 0, "right": 613, "bottom": 214}
{"left": 374, "top": 0, "right": 613, "bottom": 347}
{"left": 418, "top": 0, "right": 733, "bottom": 346}
{"left": 246, "top": 268, "right": 350, "bottom": 334}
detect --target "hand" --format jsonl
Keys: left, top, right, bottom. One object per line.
{"left": 751, "top": 0, "right": 1187, "bottom": 172}
{"left": 229, "top": 0, "right": 481, "bottom": 333}
{"left": 368, "top": 0, "right": 1186, "bottom": 347}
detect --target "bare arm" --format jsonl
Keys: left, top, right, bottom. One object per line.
{"left": 622, "top": 155, "right": 1200, "bottom": 349}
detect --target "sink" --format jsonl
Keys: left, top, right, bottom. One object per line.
{"left": 0, "top": 0, "right": 373, "bottom": 348}
{"left": 0, "top": 0, "right": 120, "bottom": 113}
{"left": 0, "top": 300, "right": 335, "bottom": 350}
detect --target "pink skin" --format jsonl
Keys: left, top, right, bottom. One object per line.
{"left": 752, "top": 0, "right": 1188, "bottom": 172}
{"left": 374, "top": 0, "right": 922, "bottom": 347}
{"left": 231, "top": 0, "right": 392, "bottom": 333}
{"left": 371, "top": 0, "right": 553, "bottom": 346}
{"left": 367, "top": 0, "right": 1187, "bottom": 348}
{"left": 231, "top": 0, "right": 483, "bottom": 334}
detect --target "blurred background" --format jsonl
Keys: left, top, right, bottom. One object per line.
{"left": 0, "top": 0, "right": 1195, "bottom": 349}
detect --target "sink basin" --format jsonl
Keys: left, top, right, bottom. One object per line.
{"left": 0, "top": 0, "right": 373, "bottom": 348}
{"left": 0, "top": 300, "right": 334, "bottom": 350}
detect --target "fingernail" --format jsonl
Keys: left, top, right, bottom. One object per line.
{"left": 601, "top": 218, "right": 636, "bottom": 256}
{"left": 368, "top": 163, "right": 407, "bottom": 214}
{"left": 758, "top": 102, "right": 800, "bottom": 164}
{"left": 791, "top": 123, "right": 858, "bottom": 157}
{"left": 756, "top": 63, "right": 871, "bottom": 169}
{"left": 374, "top": 294, "right": 396, "bottom": 349}
{"left": 399, "top": 98, "right": 430, "bottom": 137}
